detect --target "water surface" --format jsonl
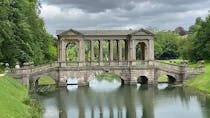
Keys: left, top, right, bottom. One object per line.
{"left": 39, "top": 79, "right": 210, "bottom": 118}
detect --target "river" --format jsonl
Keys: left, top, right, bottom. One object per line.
{"left": 38, "top": 79, "right": 210, "bottom": 118}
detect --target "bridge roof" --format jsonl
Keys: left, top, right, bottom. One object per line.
{"left": 57, "top": 29, "right": 154, "bottom": 36}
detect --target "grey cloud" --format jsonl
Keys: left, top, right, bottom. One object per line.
{"left": 42, "top": 0, "right": 209, "bottom": 13}
{"left": 43, "top": 0, "right": 137, "bottom": 12}
{"left": 40, "top": 0, "right": 210, "bottom": 35}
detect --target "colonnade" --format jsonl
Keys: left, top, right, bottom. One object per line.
{"left": 57, "top": 29, "right": 155, "bottom": 66}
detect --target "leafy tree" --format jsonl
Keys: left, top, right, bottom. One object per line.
{"left": 181, "top": 14, "right": 210, "bottom": 62}
{"left": 154, "top": 31, "right": 180, "bottom": 60}
{"left": 0, "top": 0, "right": 57, "bottom": 67}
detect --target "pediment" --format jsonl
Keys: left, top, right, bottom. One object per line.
{"left": 58, "top": 29, "right": 83, "bottom": 36}
{"left": 130, "top": 29, "right": 154, "bottom": 36}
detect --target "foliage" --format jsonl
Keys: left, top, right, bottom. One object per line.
{"left": 66, "top": 43, "right": 78, "bottom": 61}
{"left": 184, "top": 63, "right": 210, "bottom": 93}
{"left": 0, "top": 0, "right": 56, "bottom": 67}
{"left": 181, "top": 14, "right": 210, "bottom": 62}
{"left": 0, "top": 76, "right": 42, "bottom": 118}
{"left": 154, "top": 31, "right": 180, "bottom": 59}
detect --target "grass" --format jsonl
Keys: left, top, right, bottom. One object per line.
{"left": 160, "top": 59, "right": 203, "bottom": 67}
{"left": 0, "top": 65, "right": 4, "bottom": 74}
{"left": 38, "top": 76, "right": 56, "bottom": 85}
{"left": 96, "top": 73, "right": 121, "bottom": 81}
{"left": 158, "top": 75, "right": 168, "bottom": 82}
{"left": 184, "top": 63, "right": 210, "bottom": 94}
{"left": 160, "top": 59, "right": 184, "bottom": 65}
{"left": 0, "top": 76, "right": 43, "bottom": 118}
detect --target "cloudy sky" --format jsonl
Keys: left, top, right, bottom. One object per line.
{"left": 40, "top": 0, "right": 210, "bottom": 35}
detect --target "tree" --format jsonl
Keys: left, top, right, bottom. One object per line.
{"left": 181, "top": 14, "right": 210, "bottom": 62}
{"left": 0, "top": 0, "right": 57, "bottom": 66}
{"left": 154, "top": 31, "right": 180, "bottom": 60}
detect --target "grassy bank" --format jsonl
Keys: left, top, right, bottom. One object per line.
{"left": 0, "top": 76, "right": 42, "bottom": 118}
{"left": 38, "top": 76, "right": 56, "bottom": 85}
{"left": 96, "top": 73, "right": 121, "bottom": 81}
{"left": 184, "top": 63, "right": 210, "bottom": 94}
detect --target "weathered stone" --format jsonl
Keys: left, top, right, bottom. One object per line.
{"left": 5, "top": 29, "right": 205, "bottom": 91}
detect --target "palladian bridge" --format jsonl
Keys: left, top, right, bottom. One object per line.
{"left": 6, "top": 29, "right": 205, "bottom": 90}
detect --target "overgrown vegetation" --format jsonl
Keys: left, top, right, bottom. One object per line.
{"left": 0, "top": 76, "right": 43, "bottom": 118}
{"left": 0, "top": 0, "right": 57, "bottom": 67}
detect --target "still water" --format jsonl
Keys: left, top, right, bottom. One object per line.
{"left": 39, "top": 79, "right": 210, "bottom": 118}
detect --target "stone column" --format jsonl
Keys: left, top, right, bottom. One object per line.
{"left": 118, "top": 40, "right": 122, "bottom": 65}
{"left": 109, "top": 40, "right": 113, "bottom": 60}
{"left": 125, "top": 40, "right": 128, "bottom": 61}
{"left": 57, "top": 36, "right": 61, "bottom": 62}
{"left": 78, "top": 39, "right": 85, "bottom": 66}
{"left": 149, "top": 38, "right": 154, "bottom": 60}
{"left": 141, "top": 43, "right": 145, "bottom": 60}
{"left": 118, "top": 40, "right": 122, "bottom": 61}
{"left": 90, "top": 40, "right": 94, "bottom": 62}
{"left": 99, "top": 40, "right": 103, "bottom": 62}
{"left": 61, "top": 40, "right": 67, "bottom": 62}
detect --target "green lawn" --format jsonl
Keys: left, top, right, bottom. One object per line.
{"left": 161, "top": 59, "right": 184, "bottom": 65}
{"left": 160, "top": 59, "right": 203, "bottom": 67}
{"left": 184, "top": 63, "right": 210, "bottom": 93}
{"left": 38, "top": 76, "right": 56, "bottom": 85}
{"left": 158, "top": 75, "right": 168, "bottom": 82}
{"left": 96, "top": 73, "right": 121, "bottom": 81}
{"left": 0, "top": 76, "right": 42, "bottom": 118}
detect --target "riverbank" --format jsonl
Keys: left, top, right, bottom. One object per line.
{"left": 184, "top": 63, "right": 210, "bottom": 94}
{"left": 0, "top": 76, "right": 43, "bottom": 118}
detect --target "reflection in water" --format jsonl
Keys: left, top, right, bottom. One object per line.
{"left": 67, "top": 85, "right": 78, "bottom": 91}
{"left": 40, "top": 80, "right": 210, "bottom": 118}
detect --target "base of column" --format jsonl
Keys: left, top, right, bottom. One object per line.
{"left": 123, "top": 80, "right": 137, "bottom": 85}
{"left": 58, "top": 82, "right": 67, "bottom": 87}
{"left": 78, "top": 82, "right": 89, "bottom": 87}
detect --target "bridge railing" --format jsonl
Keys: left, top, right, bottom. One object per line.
{"left": 153, "top": 61, "right": 205, "bottom": 74}
{"left": 153, "top": 61, "right": 186, "bottom": 72}
{"left": 6, "top": 62, "right": 58, "bottom": 74}
{"left": 186, "top": 66, "right": 205, "bottom": 74}
{"left": 58, "top": 60, "right": 151, "bottom": 67}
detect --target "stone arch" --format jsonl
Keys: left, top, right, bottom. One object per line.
{"left": 135, "top": 41, "right": 148, "bottom": 60}
{"left": 167, "top": 75, "right": 176, "bottom": 84}
{"left": 29, "top": 71, "right": 59, "bottom": 91}
{"left": 137, "top": 76, "right": 149, "bottom": 85}
{"left": 156, "top": 71, "right": 177, "bottom": 84}
{"left": 66, "top": 41, "right": 79, "bottom": 62}
{"left": 90, "top": 70, "right": 125, "bottom": 84}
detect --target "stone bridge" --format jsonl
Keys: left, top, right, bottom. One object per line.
{"left": 6, "top": 61, "right": 204, "bottom": 90}
{"left": 5, "top": 29, "right": 205, "bottom": 90}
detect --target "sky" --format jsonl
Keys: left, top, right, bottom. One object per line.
{"left": 40, "top": 0, "right": 210, "bottom": 35}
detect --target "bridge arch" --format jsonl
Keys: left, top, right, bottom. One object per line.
{"left": 137, "top": 76, "right": 149, "bottom": 85}
{"left": 157, "top": 74, "right": 177, "bottom": 84}
{"left": 92, "top": 70, "right": 125, "bottom": 84}
{"left": 29, "top": 71, "right": 59, "bottom": 90}
{"left": 167, "top": 75, "right": 176, "bottom": 84}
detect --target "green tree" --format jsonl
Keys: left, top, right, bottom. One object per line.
{"left": 0, "top": 0, "right": 57, "bottom": 66}
{"left": 154, "top": 31, "right": 180, "bottom": 59}
{"left": 181, "top": 14, "right": 210, "bottom": 62}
